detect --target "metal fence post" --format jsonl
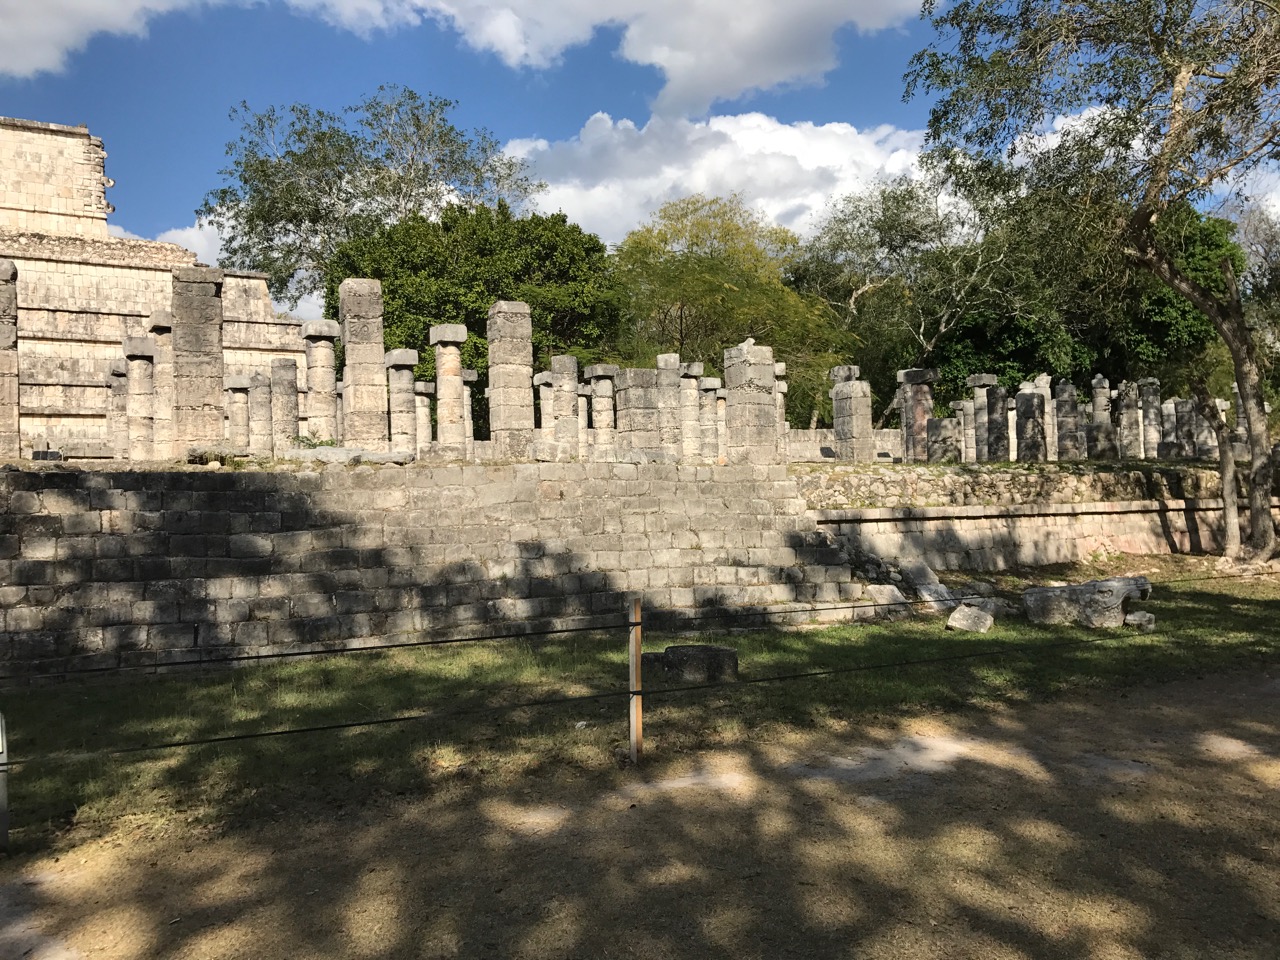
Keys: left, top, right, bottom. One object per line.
{"left": 1, "top": 711, "right": 9, "bottom": 853}
{"left": 628, "top": 596, "right": 643, "bottom": 765}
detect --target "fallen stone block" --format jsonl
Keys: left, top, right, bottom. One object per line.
{"left": 1023, "top": 576, "right": 1152, "bottom": 629}
{"left": 946, "top": 604, "right": 994, "bottom": 633}
{"left": 643, "top": 645, "right": 739, "bottom": 684}
{"left": 864, "top": 584, "right": 912, "bottom": 621}
{"left": 1124, "top": 611, "right": 1156, "bottom": 633}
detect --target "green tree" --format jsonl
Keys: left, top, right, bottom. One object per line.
{"left": 613, "top": 194, "right": 853, "bottom": 426}
{"left": 324, "top": 202, "right": 620, "bottom": 434}
{"left": 198, "top": 85, "right": 542, "bottom": 305}
{"left": 908, "top": 1, "right": 1280, "bottom": 556}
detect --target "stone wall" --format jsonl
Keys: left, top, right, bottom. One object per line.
{"left": 0, "top": 117, "right": 112, "bottom": 238}
{"left": 0, "top": 461, "right": 859, "bottom": 678}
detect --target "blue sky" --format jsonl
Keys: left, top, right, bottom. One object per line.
{"left": 2, "top": 0, "right": 936, "bottom": 303}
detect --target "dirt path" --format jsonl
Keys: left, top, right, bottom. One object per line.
{"left": 4, "top": 670, "right": 1279, "bottom": 959}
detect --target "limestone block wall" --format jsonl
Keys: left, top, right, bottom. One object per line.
{"left": 0, "top": 117, "right": 112, "bottom": 238}
{"left": 0, "top": 462, "right": 858, "bottom": 677}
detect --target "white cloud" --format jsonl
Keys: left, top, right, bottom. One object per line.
{"left": 512, "top": 112, "right": 924, "bottom": 244}
{"left": 5, "top": 0, "right": 919, "bottom": 114}
{"left": 156, "top": 221, "right": 224, "bottom": 266}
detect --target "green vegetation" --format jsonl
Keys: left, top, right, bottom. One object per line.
{"left": 4, "top": 559, "right": 1276, "bottom": 851}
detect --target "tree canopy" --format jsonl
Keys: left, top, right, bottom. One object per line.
{"left": 908, "top": 0, "right": 1280, "bottom": 556}
{"left": 198, "top": 85, "right": 542, "bottom": 305}
{"left": 613, "top": 194, "right": 854, "bottom": 425}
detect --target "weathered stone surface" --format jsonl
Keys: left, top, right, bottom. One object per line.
{"left": 1023, "top": 577, "right": 1152, "bottom": 628}
{"left": 1125, "top": 610, "right": 1156, "bottom": 633}
{"left": 647, "top": 645, "right": 739, "bottom": 684}
{"left": 864, "top": 584, "right": 912, "bottom": 620}
{"left": 946, "top": 604, "right": 994, "bottom": 633}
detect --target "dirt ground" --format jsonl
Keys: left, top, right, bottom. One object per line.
{"left": 3, "top": 669, "right": 1279, "bottom": 960}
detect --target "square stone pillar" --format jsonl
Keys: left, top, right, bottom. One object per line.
{"left": 248, "top": 371, "right": 272, "bottom": 456}
{"left": 384, "top": 349, "right": 419, "bottom": 456}
{"left": 1139, "top": 378, "right": 1162, "bottom": 460}
{"left": 108, "top": 360, "right": 128, "bottom": 460}
{"left": 680, "top": 362, "right": 704, "bottom": 463}
{"left": 171, "top": 266, "right": 226, "bottom": 454}
{"left": 339, "top": 278, "right": 390, "bottom": 451}
{"left": 656, "top": 353, "right": 683, "bottom": 462}
{"left": 123, "top": 336, "right": 156, "bottom": 461}
{"left": 271, "top": 359, "right": 299, "bottom": 456}
{"left": 1174, "top": 398, "right": 1196, "bottom": 458}
{"left": 303, "top": 319, "right": 340, "bottom": 442}
{"left": 430, "top": 323, "right": 468, "bottom": 455}
{"left": 898, "top": 368, "right": 937, "bottom": 463}
{"left": 0, "top": 260, "right": 17, "bottom": 459}
{"left": 966, "top": 374, "right": 997, "bottom": 461}
{"left": 950, "top": 400, "right": 975, "bottom": 462}
{"left": 147, "top": 310, "right": 175, "bottom": 459}
{"left": 487, "top": 300, "right": 534, "bottom": 459}
{"left": 926, "top": 418, "right": 962, "bottom": 463}
{"left": 1159, "top": 399, "right": 1178, "bottom": 458}
{"left": 698, "top": 376, "right": 721, "bottom": 462}
{"left": 577, "top": 384, "right": 591, "bottom": 459}
{"left": 534, "top": 372, "right": 554, "bottom": 434}
{"left": 1015, "top": 389, "right": 1047, "bottom": 462}
{"left": 1087, "top": 375, "right": 1117, "bottom": 459}
{"left": 414, "top": 382, "right": 434, "bottom": 458}
{"left": 1033, "top": 374, "right": 1057, "bottom": 461}
{"left": 585, "top": 364, "right": 619, "bottom": 461}
{"left": 724, "top": 339, "right": 779, "bottom": 465}
{"left": 615, "top": 368, "right": 660, "bottom": 460}
{"left": 1231, "top": 384, "right": 1248, "bottom": 446}
{"left": 830, "top": 366, "right": 873, "bottom": 462}
{"left": 716, "top": 388, "right": 728, "bottom": 464}
{"left": 225, "top": 376, "right": 251, "bottom": 451}
{"left": 1055, "top": 383, "right": 1081, "bottom": 460}
{"left": 462, "top": 368, "right": 477, "bottom": 460}
{"left": 985, "top": 384, "right": 1009, "bottom": 461}
{"left": 1117, "top": 381, "right": 1143, "bottom": 459}
{"left": 551, "top": 355, "right": 579, "bottom": 446}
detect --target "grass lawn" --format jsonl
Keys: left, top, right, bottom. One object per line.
{"left": 2, "top": 554, "right": 1277, "bottom": 852}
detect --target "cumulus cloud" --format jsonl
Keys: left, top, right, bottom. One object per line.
{"left": 6, "top": 0, "right": 919, "bottom": 113}
{"left": 512, "top": 112, "right": 924, "bottom": 244}
{"left": 156, "top": 221, "right": 224, "bottom": 266}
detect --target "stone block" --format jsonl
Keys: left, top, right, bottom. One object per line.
{"left": 429, "top": 324, "right": 468, "bottom": 346}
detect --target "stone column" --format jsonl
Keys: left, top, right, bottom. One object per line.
{"left": 716, "top": 388, "right": 728, "bottom": 464}
{"left": 615, "top": 368, "right": 660, "bottom": 460}
{"left": 898, "top": 368, "right": 937, "bottom": 463}
{"left": 698, "top": 377, "right": 721, "bottom": 462}
{"left": 926, "top": 418, "right": 962, "bottom": 463}
{"left": 577, "top": 384, "right": 591, "bottom": 459}
{"left": 248, "top": 371, "right": 272, "bottom": 456}
{"left": 384, "top": 349, "right": 419, "bottom": 456}
{"left": 462, "top": 369, "right": 477, "bottom": 460}
{"left": 830, "top": 366, "right": 872, "bottom": 462}
{"left": 487, "top": 301, "right": 535, "bottom": 459}
{"left": 270, "top": 359, "right": 299, "bottom": 455}
{"left": 0, "top": 260, "right": 17, "bottom": 458}
{"left": 170, "top": 266, "right": 226, "bottom": 454}
{"left": 1087, "top": 375, "right": 1117, "bottom": 459}
{"left": 681, "top": 362, "right": 704, "bottom": 463}
{"left": 1015, "top": 389, "right": 1047, "bottom": 462}
{"left": 303, "top": 319, "right": 340, "bottom": 442}
{"left": 585, "top": 364, "right": 619, "bottom": 461}
{"left": 225, "top": 376, "right": 251, "bottom": 451}
{"left": 108, "top": 360, "right": 128, "bottom": 460}
{"left": 430, "top": 323, "right": 468, "bottom": 454}
{"left": 1033, "top": 374, "right": 1057, "bottom": 461}
{"left": 1055, "top": 383, "right": 1081, "bottom": 460}
{"left": 950, "top": 400, "right": 976, "bottom": 462}
{"left": 1231, "top": 384, "right": 1248, "bottom": 446}
{"left": 967, "top": 374, "right": 997, "bottom": 462}
{"left": 1160, "top": 399, "right": 1178, "bottom": 458}
{"left": 338, "top": 279, "right": 390, "bottom": 451}
{"left": 147, "top": 310, "right": 175, "bottom": 460}
{"left": 1174, "top": 398, "right": 1196, "bottom": 458}
{"left": 1008, "top": 397, "right": 1019, "bottom": 461}
{"left": 656, "top": 354, "right": 683, "bottom": 462}
{"left": 551, "top": 355, "right": 579, "bottom": 449}
{"left": 724, "top": 339, "right": 779, "bottom": 465}
{"left": 1117, "top": 381, "right": 1143, "bottom": 459}
{"left": 414, "top": 382, "right": 434, "bottom": 458}
{"left": 534, "top": 372, "right": 554, "bottom": 434}
{"left": 986, "top": 384, "right": 1010, "bottom": 461}
{"left": 336, "top": 381, "right": 345, "bottom": 446}
{"left": 124, "top": 336, "right": 156, "bottom": 461}
{"left": 1139, "top": 378, "right": 1162, "bottom": 461}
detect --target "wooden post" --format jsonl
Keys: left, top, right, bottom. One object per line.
{"left": 0, "top": 711, "right": 8, "bottom": 853}
{"left": 628, "top": 596, "right": 643, "bottom": 765}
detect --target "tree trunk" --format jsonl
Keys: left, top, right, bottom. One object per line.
{"left": 1192, "top": 385, "right": 1241, "bottom": 559}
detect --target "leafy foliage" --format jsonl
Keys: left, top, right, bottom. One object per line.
{"left": 198, "top": 85, "right": 542, "bottom": 305}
